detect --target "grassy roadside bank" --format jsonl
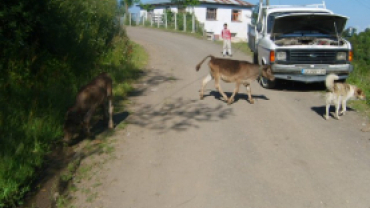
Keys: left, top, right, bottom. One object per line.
{"left": 23, "top": 38, "right": 148, "bottom": 208}
{"left": 346, "top": 31, "right": 370, "bottom": 116}
{"left": 0, "top": 34, "right": 145, "bottom": 207}
{"left": 0, "top": 0, "right": 146, "bottom": 206}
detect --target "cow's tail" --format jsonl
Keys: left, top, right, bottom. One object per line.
{"left": 325, "top": 73, "right": 339, "bottom": 92}
{"left": 196, "top": 55, "right": 214, "bottom": 71}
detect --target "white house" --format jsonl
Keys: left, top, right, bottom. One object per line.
{"left": 138, "top": 0, "right": 254, "bottom": 41}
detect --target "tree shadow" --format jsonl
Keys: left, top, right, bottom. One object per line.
{"left": 128, "top": 70, "right": 180, "bottom": 97}
{"left": 128, "top": 97, "right": 234, "bottom": 133}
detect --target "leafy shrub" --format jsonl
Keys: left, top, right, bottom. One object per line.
{"left": 347, "top": 30, "right": 370, "bottom": 105}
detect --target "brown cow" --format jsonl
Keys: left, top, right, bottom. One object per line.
{"left": 64, "top": 72, "right": 114, "bottom": 142}
{"left": 196, "top": 55, "right": 275, "bottom": 105}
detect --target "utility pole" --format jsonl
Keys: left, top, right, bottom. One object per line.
{"left": 266, "top": 0, "right": 269, "bottom": 5}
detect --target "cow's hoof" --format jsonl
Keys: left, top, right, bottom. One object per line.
{"left": 249, "top": 100, "right": 255, "bottom": 104}
{"left": 227, "top": 98, "right": 234, "bottom": 105}
{"left": 324, "top": 115, "right": 329, "bottom": 120}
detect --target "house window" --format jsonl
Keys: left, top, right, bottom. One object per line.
{"left": 231, "top": 10, "right": 241, "bottom": 21}
{"left": 206, "top": 8, "right": 217, "bottom": 20}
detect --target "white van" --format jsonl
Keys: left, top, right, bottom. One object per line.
{"left": 248, "top": 2, "right": 353, "bottom": 88}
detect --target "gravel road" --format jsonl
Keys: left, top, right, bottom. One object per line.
{"left": 72, "top": 27, "right": 370, "bottom": 208}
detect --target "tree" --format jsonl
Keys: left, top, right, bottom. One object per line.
{"left": 171, "top": 0, "right": 200, "bottom": 7}
{"left": 171, "top": 0, "right": 200, "bottom": 32}
{"left": 343, "top": 27, "right": 357, "bottom": 37}
{"left": 140, "top": 3, "right": 155, "bottom": 11}
{"left": 120, "top": 0, "right": 140, "bottom": 19}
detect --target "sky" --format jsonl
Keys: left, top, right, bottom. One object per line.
{"left": 129, "top": 0, "right": 370, "bottom": 32}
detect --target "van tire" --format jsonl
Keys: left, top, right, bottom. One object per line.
{"left": 253, "top": 53, "right": 259, "bottom": 64}
{"left": 260, "top": 77, "right": 276, "bottom": 89}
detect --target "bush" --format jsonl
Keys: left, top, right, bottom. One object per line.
{"left": 347, "top": 30, "right": 370, "bottom": 105}
{"left": 0, "top": 0, "right": 140, "bottom": 206}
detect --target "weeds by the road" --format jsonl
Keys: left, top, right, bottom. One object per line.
{"left": 52, "top": 41, "right": 148, "bottom": 208}
{"left": 345, "top": 30, "right": 370, "bottom": 118}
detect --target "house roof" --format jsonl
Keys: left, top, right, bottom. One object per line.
{"left": 142, "top": 0, "right": 253, "bottom": 7}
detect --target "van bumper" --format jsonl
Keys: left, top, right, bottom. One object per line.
{"left": 271, "top": 64, "right": 353, "bottom": 83}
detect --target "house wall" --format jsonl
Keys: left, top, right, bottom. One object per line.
{"left": 139, "top": 4, "right": 252, "bottom": 41}
{"left": 194, "top": 5, "right": 252, "bottom": 41}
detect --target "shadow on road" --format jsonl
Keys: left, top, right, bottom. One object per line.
{"left": 128, "top": 97, "right": 234, "bottom": 133}
{"left": 311, "top": 105, "right": 355, "bottom": 119}
{"left": 205, "top": 90, "right": 269, "bottom": 104}
{"left": 128, "top": 70, "right": 180, "bottom": 97}
{"left": 271, "top": 79, "right": 326, "bottom": 92}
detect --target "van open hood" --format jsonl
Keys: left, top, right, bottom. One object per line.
{"left": 271, "top": 13, "right": 348, "bottom": 36}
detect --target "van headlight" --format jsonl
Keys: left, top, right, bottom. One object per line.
{"left": 276, "top": 51, "right": 287, "bottom": 61}
{"left": 336, "top": 52, "right": 347, "bottom": 61}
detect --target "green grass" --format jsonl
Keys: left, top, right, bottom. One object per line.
{"left": 346, "top": 62, "right": 370, "bottom": 117}
{"left": 52, "top": 41, "right": 148, "bottom": 208}
{"left": 213, "top": 40, "right": 253, "bottom": 57}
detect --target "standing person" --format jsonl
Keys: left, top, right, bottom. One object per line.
{"left": 221, "top": 23, "right": 232, "bottom": 57}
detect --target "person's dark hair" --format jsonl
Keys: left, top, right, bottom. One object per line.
{"left": 224, "top": 23, "right": 227, "bottom": 26}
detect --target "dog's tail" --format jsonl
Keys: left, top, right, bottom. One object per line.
{"left": 196, "top": 55, "right": 214, "bottom": 71}
{"left": 325, "top": 73, "right": 339, "bottom": 92}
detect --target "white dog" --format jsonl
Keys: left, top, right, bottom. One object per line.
{"left": 325, "top": 74, "right": 365, "bottom": 120}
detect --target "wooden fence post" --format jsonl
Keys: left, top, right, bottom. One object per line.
{"left": 165, "top": 12, "right": 168, "bottom": 29}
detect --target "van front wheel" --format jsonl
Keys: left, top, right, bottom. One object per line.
{"left": 260, "top": 77, "right": 276, "bottom": 89}
{"left": 253, "top": 53, "right": 258, "bottom": 64}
